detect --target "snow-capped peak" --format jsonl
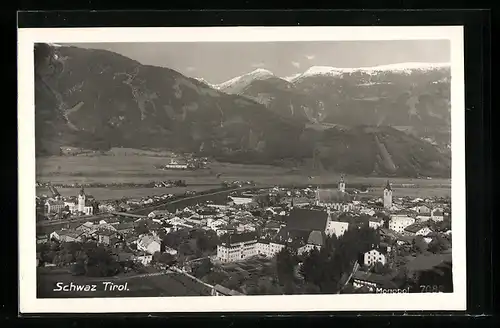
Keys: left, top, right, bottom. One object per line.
{"left": 213, "top": 68, "right": 275, "bottom": 94}
{"left": 48, "top": 43, "right": 63, "bottom": 48}
{"left": 194, "top": 77, "right": 213, "bottom": 86}
{"left": 290, "top": 62, "right": 451, "bottom": 81}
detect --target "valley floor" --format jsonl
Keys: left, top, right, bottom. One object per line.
{"left": 36, "top": 154, "right": 451, "bottom": 201}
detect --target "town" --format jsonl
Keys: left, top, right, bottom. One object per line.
{"left": 36, "top": 177, "right": 452, "bottom": 297}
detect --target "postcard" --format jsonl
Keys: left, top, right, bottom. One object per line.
{"left": 18, "top": 25, "right": 465, "bottom": 313}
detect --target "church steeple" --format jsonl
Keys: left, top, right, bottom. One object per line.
{"left": 338, "top": 175, "right": 346, "bottom": 193}
{"left": 383, "top": 180, "right": 393, "bottom": 209}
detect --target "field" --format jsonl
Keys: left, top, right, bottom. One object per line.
{"left": 36, "top": 153, "right": 451, "bottom": 200}
{"left": 37, "top": 266, "right": 212, "bottom": 298}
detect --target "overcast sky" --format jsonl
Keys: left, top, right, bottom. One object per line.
{"left": 66, "top": 40, "right": 450, "bottom": 84}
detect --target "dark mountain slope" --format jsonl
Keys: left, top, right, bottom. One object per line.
{"left": 34, "top": 44, "right": 450, "bottom": 178}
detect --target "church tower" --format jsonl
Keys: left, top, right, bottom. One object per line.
{"left": 383, "top": 180, "right": 392, "bottom": 209}
{"left": 338, "top": 175, "right": 346, "bottom": 193}
{"left": 315, "top": 186, "right": 320, "bottom": 206}
{"left": 78, "top": 186, "right": 86, "bottom": 213}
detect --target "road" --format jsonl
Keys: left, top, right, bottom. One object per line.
{"left": 37, "top": 186, "right": 253, "bottom": 228}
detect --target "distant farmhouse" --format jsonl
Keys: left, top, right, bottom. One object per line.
{"left": 164, "top": 159, "right": 188, "bottom": 170}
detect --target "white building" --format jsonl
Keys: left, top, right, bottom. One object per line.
{"left": 431, "top": 208, "right": 445, "bottom": 222}
{"left": 416, "top": 213, "right": 433, "bottom": 222}
{"left": 256, "top": 241, "right": 286, "bottom": 258}
{"left": 325, "top": 220, "right": 349, "bottom": 238}
{"left": 298, "top": 230, "right": 325, "bottom": 255}
{"left": 134, "top": 253, "right": 153, "bottom": 266}
{"left": 404, "top": 223, "right": 433, "bottom": 236}
{"left": 411, "top": 205, "right": 431, "bottom": 214}
{"left": 228, "top": 196, "right": 255, "bottom": 205}
{"left": 45, "top": 199, "right": 65, "bottom": 214}
{"left": 389, "top": 215, "right": 416, "bottom": 234}
{"left": 207, "top": 218, "right": 227, "bottom": 231}
{"left": 330, "top": 202, "right": 355, "bottom": 213}
{"left": 164, "top": 159, "right": 188, "bottom": 169}
{"left": 237, "top": 223, "right": 257, "bottom": 233}
{"left": 364, "top": 248, "right": 387, "bottom": 266}
{"left": 137, "top": 235, "right": 162, "bottom": 255}
{"left": 368, "top": 217, "right": 384, "bottom": 230}
{"left": 338, "top": 176, "right": 346, "bottom": 193}
{"left": 216, "top": 232, "right": 257, "bottom": 263}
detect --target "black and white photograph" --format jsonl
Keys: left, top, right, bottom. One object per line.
{"left": 18, "top": 26, "right": 466, "bottom": 313}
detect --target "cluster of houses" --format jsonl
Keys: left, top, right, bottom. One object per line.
{"left": 213, "top": 178, "right": 452, "bottom": 292}
{"left": 38, "top": 176, "right": 451, "bottom": 294}
{"left": 45, "top": 214, "right": 178, "bottom": 267}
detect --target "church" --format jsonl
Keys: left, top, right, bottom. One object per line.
{"left": 314, "top": 176, "right": 355, "bottom": 212}
{"left": 64, "top": 187, "right": 95, "bottom": 216}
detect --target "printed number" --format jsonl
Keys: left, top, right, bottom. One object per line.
{"left": 420, "top": 285, "right": 443, "bottom": 293}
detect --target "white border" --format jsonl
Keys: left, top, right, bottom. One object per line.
{"left": 18, "top": 26, "right": 465, "bottom": 313}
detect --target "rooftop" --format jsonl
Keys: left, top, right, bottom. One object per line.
{"left": 353, "top": 270, "right": 397, "bottom": 288}
{"left": 307, "top": 230, "right": 325, "bottom": 246}
{"left": 115, "top": 222, "right": 136, "bottom": 231}
{"left": 97, "top": 229, "right": 116, "bottom": 237}
{"left": 284, "top": 208, "right": 328, "bottom": 232}
{"left": 404, "top": 223, "right": 432, "bottom": 234}
{"left": 220, "top": 232, "right": 257, "bottom": 246}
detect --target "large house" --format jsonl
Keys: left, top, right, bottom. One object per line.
{"left": 416, "top": 213, "right": 432, "bottom": 222}
{"left": 298, "top": 230, "right": 326, "bottom": 255}
{"left": 96, "top": 229, "right": 118, "bottom": 246}
{"left": 228, "top": 196, "right": 255, "bottom": 206}
{"left": 164, "top": 159, "right": 188, "bottom": 170}
{"left": 403, "top": 223, "right": 433, "bottom": 237}
{"left": 76, "top": 222, "right": 96, "bottom": 234}
{"left": 389, "top": 215, "right": 416, "bottom": 234}
{"left": 216, "top": 232, "right": 258, "bottom": 263}
{"left": 45, "top": 199, "right": 66, "bottom": 214}
{"left": 369, "top": 217, "right": 385, "bottom": 229}
{"left": 256, "top": 240, "right": 286, "bottom": 258}
{"left": 137, "top": 234, "right": 162, "bottom": 255}
{"left": 283, "top": 208, "right": 328, "bottom": 237}
{"left": 325, "top": 220, "right": 349, "bottom": 238}
{"left": 431, "top": 208, "right": 445, "bottom": 222}
{"left": 50, "top": 230, "right": 84, "bottom": 243}
{"left": 363, "top": 248, "right": 388, "bottom": 267}
{"left": 352, "top": 271, "right": 398, "bottom": 292}
{"left": 114, "top": 222, "right": 135, "bottom": 234}
{"left": 411, "top": 205, "right": 431, "bottom": 214}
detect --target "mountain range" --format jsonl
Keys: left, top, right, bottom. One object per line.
{"left": 34, "top": 43, "right": 451, "bottom": 178}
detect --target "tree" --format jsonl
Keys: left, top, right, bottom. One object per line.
{"left": 276, "top": 247, "right": 298, "bottom": 285}
{"left": 411, "top": 236, "right": 428, "bottom": 254}
{"left": 71, "top": 259, "right": 86, "bottom": 276}
{"left": 427, "top": 235, "right": 450, "bottom": 254}
{"left": 84, "top": 246, "right": 121, "bottom": 277}
{"left": 158, "top": 253, "right": 176, "bottom": 267}
{"left": 179, "top": 242, "right": 194, "bottom": 256}
{"left": 204, "top": 271, "right": 228, "bottom": 285}
{"left": 373, "top": 262, "right": 392, "bottom": 275}
{"left": 134, "top": 221, "right": 150, "bottom": 235}
{"left": 152, "top": 251, "right": 162, "bottom": 264}
{"left": 193, "top": 258, "right": 213, "bottom": 278}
